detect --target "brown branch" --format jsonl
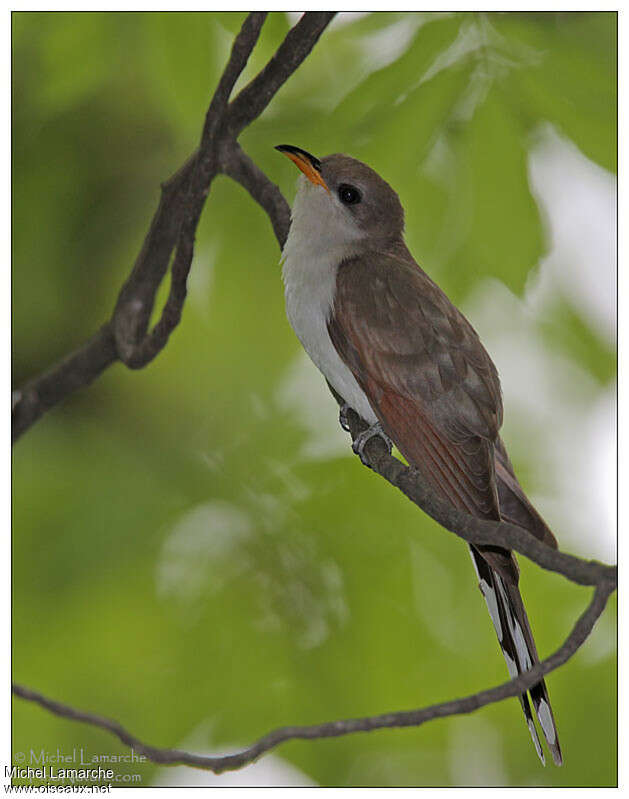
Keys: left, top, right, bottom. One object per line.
{"left": 110, "top": 152, "right": 197, "bottom": 367}
{"left": 12, "top": 325, "right": 118, "bottom": 442}
{"left": 12, "top": 11, "right": 336, "bottom": 443}
{"left": 119, "top": 14, "right": 271, "bottom": 368}
{"left": 330, "top": 404, "right": 616, "bottom": 588}
{"left": 111, "top": 11, "right": 267, "bottom": 370}
{"left": 12, "top": 580, "right": 614, "bottom": 774}
{"left": 208, "top": 13, "right": 269, "bottom": 118}
{"left": 221, "top": 141, "right": 291, "bottom": 248}
{"left": 226, "top": 12, "right": 337, "bottom": 137}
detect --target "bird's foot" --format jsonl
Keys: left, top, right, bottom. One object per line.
{"left": 339, "top": 403, "right": 351, "bottom": 432}
{"left": 352, "top": 422, "right": 393, "bottom": 468}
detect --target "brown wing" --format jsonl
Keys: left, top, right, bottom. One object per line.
{"left": 328, "top": 247, "right": 504, "bottom": 526}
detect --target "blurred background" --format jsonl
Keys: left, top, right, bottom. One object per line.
{"left": 12, "top": 11, "right": 616, "bottom": 788}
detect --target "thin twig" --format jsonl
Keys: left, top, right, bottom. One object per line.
{"left": 111, "top": 152, "right": 198, "bottom": 366}
{"left": 12, "top": 581, "right": 614, "bottom": 774}
{"left": 221, "top": 141, "right": 291, "bottom": 247}
{"left": 226, "top": 12, "right": 337, "bottom": 137}
{"left": 112, "top": 12, "right": 268, "bottom": 369}
{"left": 208, "top": 13, "right": 268, "bottom": 120}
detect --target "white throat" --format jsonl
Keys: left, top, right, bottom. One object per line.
{"left": 281, "top": 179, "right": 378, "bottom": 424}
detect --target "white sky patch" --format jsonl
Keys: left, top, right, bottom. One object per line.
{"left": 540, "top": 383, "right": 617, "bottom": 562}
{"left": 187, "top": 242, "right": 218, "bottom": 314}
{"left": 156, "top": 494, "right": 349, "bottom": 648}
{"left": 411, "top": 540, "right": 465, "bottom": 653}
{"left": 262, "top": 457, "right": 312, "bottom": 504}
{"left": 156, "top": 501, "right": 252, "bottom": 605}
{"left": 286, "top": 11, "right": 371, "bottom": 31}
{"left": 528, "top": 124, "right": 617, "bottom": 345}
{"left": 359, "top": 15, "right": 426, "bottom": 72}
{"left": 152, "top": 722, "right": 316, "bottom": 787}
{"left": 578, "top": 600, "right": 617, "bottom": 666}
{"left": 448, "top": 715, "right": 508, "bottom": 787}
{"left": 329, "top": 11, "right": 371, "bottom": 30}
{"left": 421, "top": 132, "right": 456, "bottom": 188}
{"left": 275, "top": 351, "right": 350, "bottom": 460}
{"left": 252, "top": 548, "right": 350, "bottom": 650}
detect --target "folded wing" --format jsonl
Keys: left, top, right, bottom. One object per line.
{"left": 328, "top": 247, "right": 503, "bottom": 527}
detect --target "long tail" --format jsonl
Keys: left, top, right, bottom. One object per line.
{"left": 469, "top": 545, "right": 563, "bottom": 766}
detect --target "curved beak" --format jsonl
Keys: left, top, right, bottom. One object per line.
{"left": 275, "top": 144, "right": 329, "bottom": 192}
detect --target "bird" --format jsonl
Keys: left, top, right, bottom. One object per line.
{"left": 275, "top": 143, "right": 563, "bottom": 766}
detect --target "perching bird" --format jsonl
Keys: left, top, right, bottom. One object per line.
{"left": 276, "top": 144, "right": 562, "bottom": 766}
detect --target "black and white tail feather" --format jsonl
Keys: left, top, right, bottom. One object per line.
{"left": 469, "top": 546, "right": 563, "bottom": 766}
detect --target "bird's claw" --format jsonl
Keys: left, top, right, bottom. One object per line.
{"left": 352, "top": 422, "right": 393, "bottom": 468}
{"left": 339, "top": 403, "right": 351, "bottom": 432}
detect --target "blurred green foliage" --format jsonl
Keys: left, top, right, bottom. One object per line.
{"left": 12, "top": 12, "right": 616, "bottom": 787}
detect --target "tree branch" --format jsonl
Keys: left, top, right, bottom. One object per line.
{"left": 111, "top": 11, "right": 267, "bottom": 369}
{"left": 12, "top": 580, "right": 614, "bottom": 774}
{"left": 226, "top": 12, "right": 337, "bottom": 137}
{"left": 12, "top": 12, "right": 336, "bottom": 442}
{"left": 221, "top": 140, "right": 291, "bottom": 247}
{"left": 328, "top": 404, "right": 616, "bottom": 588}
{"left": 12, "top": 325, "right": 118, "bottom": 442}
{"left": 207, "top": 13, "right": 269, "bottom": 118}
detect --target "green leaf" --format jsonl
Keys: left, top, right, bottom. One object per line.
{"left": 493, "top": 13, "right": 617, "bottom": 172}
{"left": 538, "top": 296, "right": 616, "bottom": 385}
{"left": 333, "top": 14, "right": 464, "bottom": 130}
{"left": 440, "top": 85, "right": 545, "bottom": 298}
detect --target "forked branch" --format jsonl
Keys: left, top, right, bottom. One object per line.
{"left": 11, "top": 12, "right": 334, "bottom": 441}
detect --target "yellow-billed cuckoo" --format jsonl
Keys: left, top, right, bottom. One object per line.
{"left": 276, "top": 144, "right": 562, "bottom": 767}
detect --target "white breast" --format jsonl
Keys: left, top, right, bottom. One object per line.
{"left": 281, "top": 179, "right": 378, "bottom": 424}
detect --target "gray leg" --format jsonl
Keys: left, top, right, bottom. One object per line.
{"left": 352, "top": 422, "right": 393, "bottom": 467}
{"left": 339, "top": 403, "right": 351, "bottom": 432}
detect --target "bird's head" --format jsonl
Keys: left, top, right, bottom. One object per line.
{"left": 276, "top": 145, "right": 405, "bottom": 252}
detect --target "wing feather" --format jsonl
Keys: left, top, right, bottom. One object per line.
{"left": 328, "top": 250, "right": 503, "bottom": 522}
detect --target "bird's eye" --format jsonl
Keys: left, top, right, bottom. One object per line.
{"left": 338, "top": 184, "right": 361, "bottom": 205}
